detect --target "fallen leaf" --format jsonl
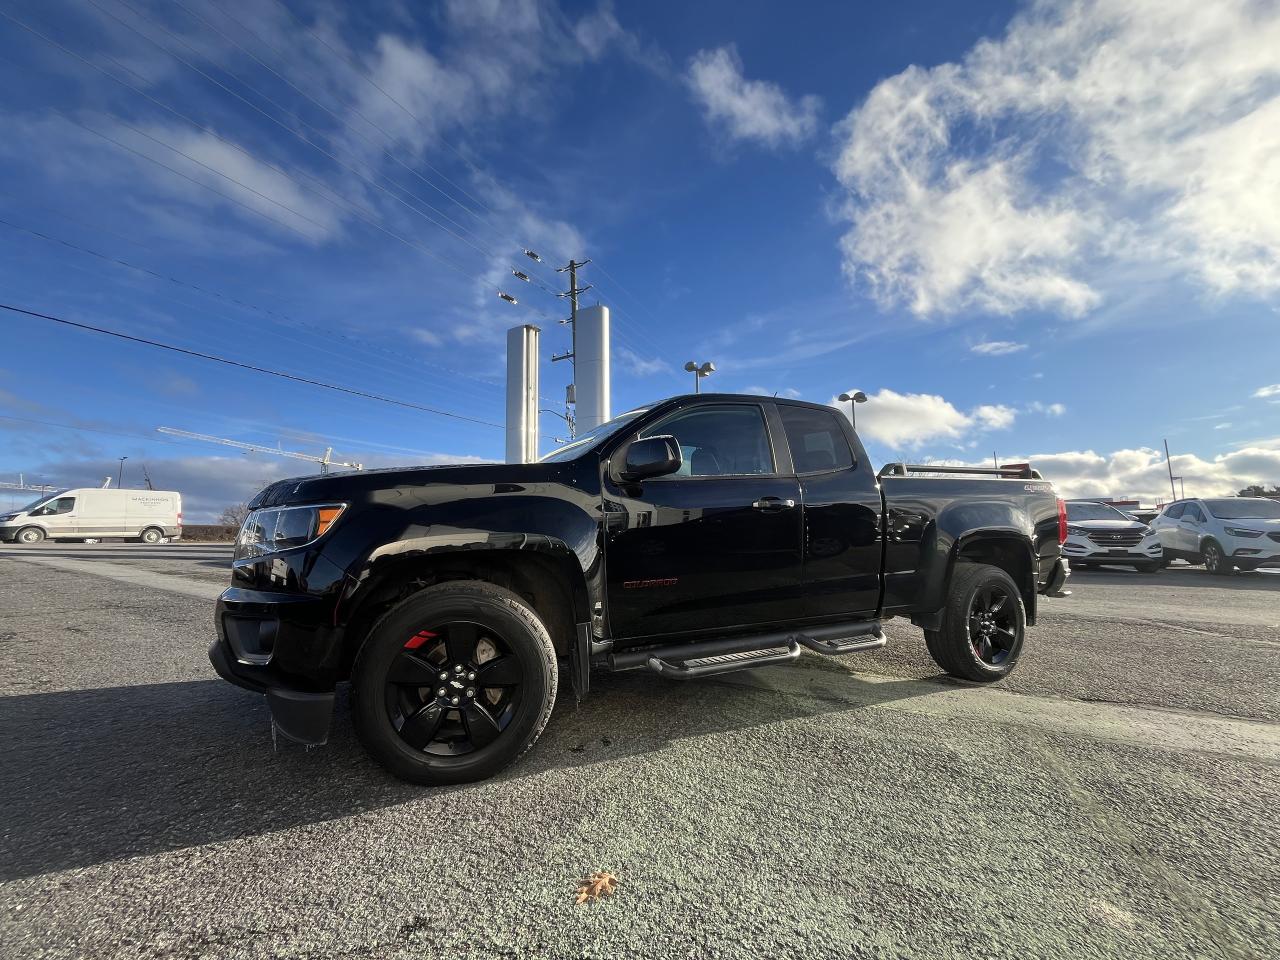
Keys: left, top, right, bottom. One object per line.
{"left": 574, "top": 870, "right": 618, "bottom": 905}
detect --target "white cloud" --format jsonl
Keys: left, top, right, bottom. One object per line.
{"left": 973, "top": 404, "right": 1017, "bottom": 430}
{"left": 833, "top": 0, "right": 1280, "bottom": 318}
{"left": 1028, "top": 400, "right": 1067, "bottom": 417}
{"left": 830, "top": 388, "right": 1014, "bottom": 449}
{"left": 971, "top": 340, "right": 1028, "bottom": 355}
{"left": 1255, "top": 384, "right": 1280, "bottom": 398}
{"left": 687, "top": 45, "right": 821, "bottom": 147}
{"left": 617, "top": 347, "right": 667, "bottom": 376}
{"left": 952, "top": 442, "right": 1280, "bottom": 503}
{"left": 1215, "top": 422, "right": 1232, "bottom": 430}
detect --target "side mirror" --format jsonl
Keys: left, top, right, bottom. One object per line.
{"left": 621, "top": 435, "right": 682, "bottom": 481}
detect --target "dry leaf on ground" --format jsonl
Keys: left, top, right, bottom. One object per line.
{"left": 574, "top": 870, "right": 618, "bottom": 905}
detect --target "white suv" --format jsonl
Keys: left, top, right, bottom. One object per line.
{"left": 1150, "top": 497, "right": 1280, "bottom": 575}
{"left": 1061, "top": 500, "right": 1163, "bottom": 571}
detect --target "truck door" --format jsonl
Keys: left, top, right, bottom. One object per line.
{"left": 775, "top": 403, "right": 883, "bottom": 617}
{"left": 603, "top": 400, "right": 804, "bottom": 641}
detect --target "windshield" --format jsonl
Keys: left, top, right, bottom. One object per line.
{"left": 1066, "top": 501, "right": 1132, "bottom": 522}
{"left": 1205, "top": 498, "right": 1280, "bottom": 520}
{"left": 13, "top": 491, "right": 64, "bottom": 513}
{"left": 540, "top": 407, "right": 650, "bottom": 463}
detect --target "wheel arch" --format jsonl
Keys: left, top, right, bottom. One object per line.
{"left": 946, "top": 531, "right": 1038, "bottom": 625}
{"left": 337, "top": 540, "right": 589, "bottom": 677}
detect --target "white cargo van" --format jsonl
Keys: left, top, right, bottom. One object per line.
{"left": 0, "top": 488, "right": 182, "bottom": 544}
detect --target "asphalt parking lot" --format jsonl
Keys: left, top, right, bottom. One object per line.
{"left": 1, "top": 544, "right": 1277, "bottom": 960}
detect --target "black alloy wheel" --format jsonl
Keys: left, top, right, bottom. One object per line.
{"left": 384, "top": 620, "right": 524, "bottom": 756}
{"left": 966, "top": 584, "right": 1017, "bottom": 666}
{"left": 351, "top": 580, "right": 558, "bottom": 785}
{"left": 924, "top": 562, "right": 1026, "bottom": 683}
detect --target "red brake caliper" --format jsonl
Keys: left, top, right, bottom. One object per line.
{"left": 403, "top": 630, "right": 437, "bottom": 650}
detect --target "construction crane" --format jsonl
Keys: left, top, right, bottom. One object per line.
{"left": 0, "top": 476, "right": 56, "bottom": 493}
{"left": 157, "top": 427, "right": 364, "bottom": 473}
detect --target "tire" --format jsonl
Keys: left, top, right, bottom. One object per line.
{"left": 924, "top": 562, "right": 1026, "bottom": 683}
{"left": 139, "top": 527, "right": 164, "bottom": 544}
{"left": 1201, "top": 540, "right": 1232, "bottom": 576}
{"left": 15, "top": 526, "right": 45, "bottom": 545}
{"left": 351, "top": 581, "right": 558, "bottom": 785}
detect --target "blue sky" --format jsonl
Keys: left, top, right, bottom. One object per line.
{"left": 1, "top": 0, "right": 1278, "bottom": 518}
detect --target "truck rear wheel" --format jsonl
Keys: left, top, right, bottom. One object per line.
{"left": 139, "top": 527, "right": 164, "bottom": 544}
{"left": 924, "top": 562, "right": 1025, "bottom": 683}
{"left": 351, "top": 581, "right": 558, "bottom": 785}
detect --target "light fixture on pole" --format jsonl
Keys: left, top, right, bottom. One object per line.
{"left": 684, "top": 360, "right": 715, "bottom": 393}
{"left": 117, "top": 456, "right": 129, "bottom": 488}
{"left": 838, "top": 390, "right": 868, "bottom": 427}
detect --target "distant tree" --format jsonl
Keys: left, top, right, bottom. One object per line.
{"left": 218, "top": 502, "right": 251, "bottom": 527}
{"left": 1238, "top": 484, "right": 1280, "bottom": 499}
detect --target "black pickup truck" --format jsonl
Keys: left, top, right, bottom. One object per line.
{"left": 211, "top": 394, "right": 1069, "bottom": 784}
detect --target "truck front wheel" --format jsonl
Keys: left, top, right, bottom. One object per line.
{"left": 924, "top": 563, "right": 1026, "bottom": 683}
{"left": 351, "top": 581, "right": 558, "bottom": 785}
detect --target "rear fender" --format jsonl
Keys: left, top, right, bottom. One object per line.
{"left": 910, "top": 499, "right": 1038, "bottom": 623}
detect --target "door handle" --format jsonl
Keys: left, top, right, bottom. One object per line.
{"left": 752, "top": 497, "right": 796, "bottom": 511}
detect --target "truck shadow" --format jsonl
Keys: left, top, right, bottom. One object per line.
{"left": 0, "top": 662, "right": 943, "bottom": 881}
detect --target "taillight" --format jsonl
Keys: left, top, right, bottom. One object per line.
{"left": 1057, "top": 498, "right": 1068, "bottom": 544}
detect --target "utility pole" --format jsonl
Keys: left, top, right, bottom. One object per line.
{"left": 1163, "top": 439, "right": 1177, "bottom": 501}
{"left": 552, "top": 258, "right": 591, "bottom": 367}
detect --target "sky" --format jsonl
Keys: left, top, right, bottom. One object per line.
{"left": 0, "top": 0, "right": 1278, "bottom": 520}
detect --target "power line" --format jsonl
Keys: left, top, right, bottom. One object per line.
{"left": 0, "top": 216, "right": 509, "bottom": 402}
{"left": 80, "top": 0, "right": 561, "bottom": 308}
{"left": 0, "top": 302, "right": 503, "bottom": 428}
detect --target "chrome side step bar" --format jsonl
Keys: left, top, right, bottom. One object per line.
{"left": 606, "top": 618, "right": 886, "bottom": 681}
{"left": 647, "top": 641, "right": 801, "bottom": 680}
{"left": 795, "top": 621, "right": 886, "bottom": 655}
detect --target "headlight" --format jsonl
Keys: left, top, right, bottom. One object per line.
{"left": 1223, "top": 526, "right": 1264, "bottom": 538}
{"left": 1143, "top": 526, "right": 1158, "bottom": 537}
{"left": 1066, "top": 525, "right": 1088, "bottom": 537}
{"left": 0, "top": 514, "right": 17, "bottom": 522}
{"left": 235, "top": 503, "right": 346, "bottom": 559}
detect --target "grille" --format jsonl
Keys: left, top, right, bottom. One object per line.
{"left": 1087, "top": 530, "right": 1144, "bottom": 547}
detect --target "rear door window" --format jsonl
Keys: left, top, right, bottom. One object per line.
{"left": 778, "top": 406, "right": 854, "bottom": 474}
{"left": 1185, "top": 503, "right": 1206, "bottom": 522}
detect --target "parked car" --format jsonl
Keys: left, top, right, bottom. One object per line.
{"left": 1061, "top": 499, "right": 1163, "bottom": 571}
{"left": 0, "top": 488, "right": 182, "bottom": 544}
{"left": 1150, "top": 497, "right": 1280, "bottom": 574}
{"left": 210, "top": 394, "right": 1069, "bottom": 785}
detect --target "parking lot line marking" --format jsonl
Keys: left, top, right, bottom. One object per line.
{"left": 2, "top": 555, "right": 223, "bottom": 601}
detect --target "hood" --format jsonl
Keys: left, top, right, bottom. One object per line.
{"left": 249, "top": 460, "right": 570, "bottom": 508}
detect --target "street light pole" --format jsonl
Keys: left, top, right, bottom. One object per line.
{"left": 684, "top": 360, "right": 715, "bottom": 394}
{"left": 838, "top": 391, "right": 868, "bottom": 428}
{"left": 117, "top": 457, "right": 128, "bottom": 489}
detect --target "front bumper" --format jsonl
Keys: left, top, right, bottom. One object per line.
{"left": 1062, "top": 535, "right": 1162, "bottom": 564}
{"left": 211, "top": 587, "right": 342, "bottom": 745}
